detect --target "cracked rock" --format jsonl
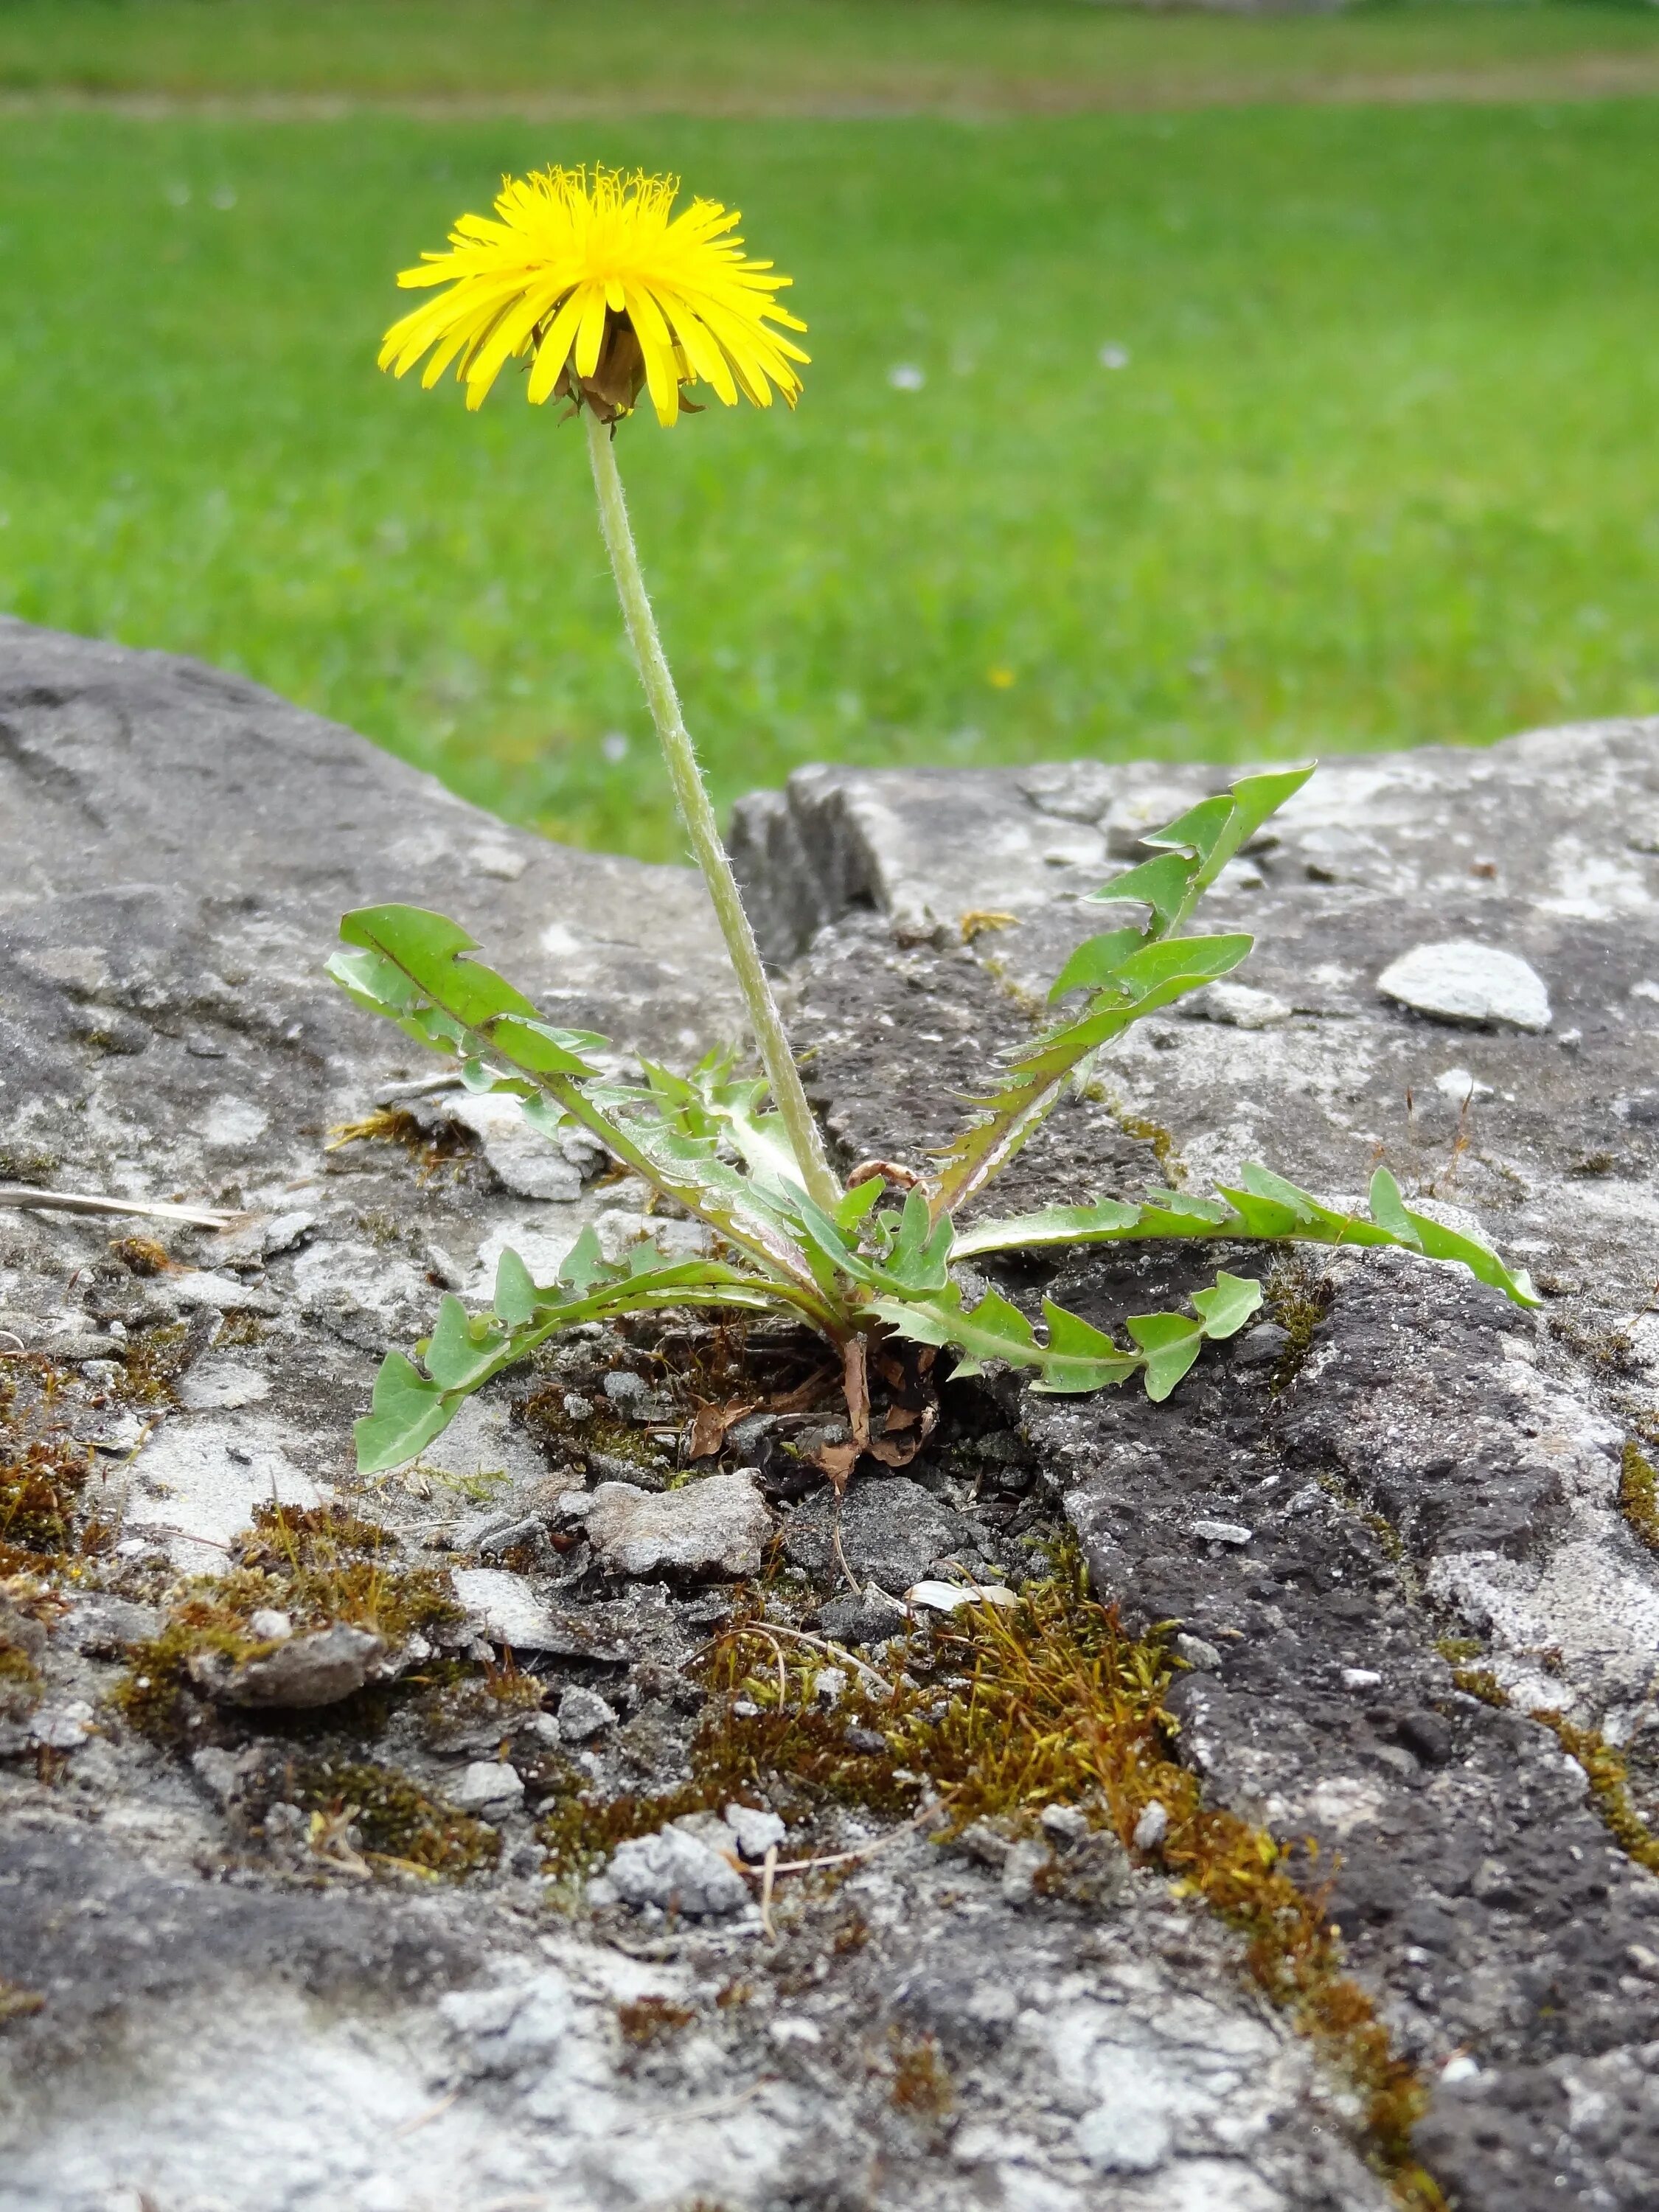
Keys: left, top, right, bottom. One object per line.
{"left": 605, "top": 1825, "right": 750, "bottom": 1916}
{"left": 580, "top": 1470, "right": 773, "bottom": 1581}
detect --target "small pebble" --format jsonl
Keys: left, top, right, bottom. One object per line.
{"left": 813, "top": 1667, "right": 848, "bottom": 1708}
{"left": 563, "top": 1393, "right": 593, "bottom": 1422}
{"left": 725, "top": 1802, "right": 787, "bottom": 1861}
{"left": 1133, "top": 1801, "right": 1169, "bottom": 1851}
{"left": 557, "top": 1685, "right": 617, "bottom": 1743}
{"left": 1040, "top": 1804, "right": 1090, "bottom": 1843}
{"left": 1341, "top": 1667, "right": 1382, "bottom": 1691}
{"left": 448, "top": 1761, "right": 526, "bottom": 1818}
{"left": 1175, "top": 1633, "right": 1222, "bottom": 1672}
{"left": 247, "top": 1608, "right": 293, "bottom": 1644}
{"left": 1189, "top": 1520, "right": 1252, "bottom": 1547}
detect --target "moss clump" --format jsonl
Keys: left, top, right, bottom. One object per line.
{"left": 108, "top": 1234, "right": 172, "bottom": 1276}
{"left": 692, "top": 1561, "right": 1444, "bottom": 2211}
{"left": 1620, "top": 1440, "right": 1659, "bottom": 1553}
{"left": 115, "top": 1322, "right": 195, "bottom": 1407}
{"left": 0, "top": 1354, "right": 97, "bottom": 1569}
{"left": 285, "top": 1753, "right": 500, "bottom": 1877}
{"left": 114, "top": 1503, "right": 463, "bottom": 1745}
{"left": 1262, "top": 1252, "right": 1332, "bottom": 1391}
{"left": 890, "top": 2031, "right": 953, "bottom": 2118}
{"left": 1533, "top": 1711, "right": 1659, "bottom": 1879}
{"left": 617, "top": 1996, "right": 695, "bottom": 2045}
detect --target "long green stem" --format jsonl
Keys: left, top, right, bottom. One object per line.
{"left": 584, "top": 408, "right": 841, "bottom": 1214}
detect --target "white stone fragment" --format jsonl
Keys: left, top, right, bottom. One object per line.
{"left": 583, "top": 1470, "right": 773, "bottom": 1581}
{"left": 724, "top": 1803, "right": 787, "bottom": 1861}
{"left": 905, "top": 1579, "right": 1021, "bottom": 1613}
{"left": 1377, "top": 939, "right": 1551, "bottom": 1032}
{"left": 1185, "top": 981, "right": 1293, "bottom": 1030}
{"left": 1342, "top": 1668, "right": 1382, "bottom": 1691}
{"left": 1433, "top": 1066, "right": 1495, "bottom": 1103}
{"left": 451, "top": 1568, "right": 568, "bottom": 1652}
{"left": 1189, "top": 1520, "right": 1252, "bottom": 1547}
{"left": 447, "top": 1761, "right": 526, "bottom": 1818}
{"left": 442, "top": 1092, "right": 584, "bottom": 1203}
{"left": 607, "top": 1826, "right": 750, "bottom": 1916}
{"left": 556, "top": 1685, "right": 616, "bottom": 1743}
{"left": 1133, "top": 1801, "right": 1169, "bottom": 1851}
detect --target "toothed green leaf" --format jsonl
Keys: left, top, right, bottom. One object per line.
{"left": 1048, "top": 928, "right": 1146, "bottom": 1004}
{"left": 354, "top": 1353, "right": 453, "bottom": 1476}
{"left": 1191, "top": 1271, "right": 1264, "bottom": 1339}
{"left": 1085, "top": 851, "right": 1197, "bottom": 928}
{"left": 493, "top": 1248, "right": 538, "bottom": 1329}
{"left": 422, "top": 1293, "right": 507, "bottom": 1393}
{"left": 1125, "top": 1311, "right": 1205, "bottom": 1400}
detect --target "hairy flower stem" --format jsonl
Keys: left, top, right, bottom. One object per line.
{"left": 584, "top": 409, "right": 841, "bottom": 1213}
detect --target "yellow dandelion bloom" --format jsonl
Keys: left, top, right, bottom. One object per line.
{"left": 378, "top": 164, "right": 809, "bottom": 428}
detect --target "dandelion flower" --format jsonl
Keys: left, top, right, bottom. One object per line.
{"left": 378, "top": 164, "right": 809, "bottom": 428}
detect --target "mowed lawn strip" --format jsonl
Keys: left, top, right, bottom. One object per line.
{"left": 1, "top": 103, "right": 1655, "bottom": 860}
{"left": 4, "top": 0, "right": 1659, "bottom": 111}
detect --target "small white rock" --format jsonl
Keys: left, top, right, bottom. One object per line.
{"left": 1433, "top": 1066, "right": 1495, "bottom": 1103}
{"left": 246, "top": 1608, "right": 293, "bottom": 1644}
{"left": 905, "top": 1579, "right": 1021, "bottom": 1613}
{"left": 447, "top": 1761, "right": 526, "bottom": 1818}
{"left": 725, "top": 1803, "right": 787, "bottom": 1861}
{"left": 1377, "top": 939, "right": 1551, "bottom": 1032}
{"left": 812, "top": 1667, "right": 848, "bottom": 1708}
{"left": 29, "top": 1701, "right": 96, "bottom": 1751}
{"left": 556, "top": 1684, "right": 617, "bottom": 1743}
{"left": 1186, "top": 981, "right": 1292, "bottom": 1030}
{"left": 1342, "top": 1667, "right": 1383, "bottom": 1691}
{"left": 1133, "top": 1801, "right": 1169, "bottom": 1851}
{"left": 608, "top": 1826, "right": 749, "bottom": 1916}
{"left": 1175, "top": 1632, "right": 1222, "bottom": 1672}
{"left": 1189, "top": 1520, "right": 1252, "bottom": 1547}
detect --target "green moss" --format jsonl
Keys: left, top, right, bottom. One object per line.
{"left": 114, "top": 1503, "right": 463, "bottom": 1745}
{"left": 1262, "top": 1253, "right": 1332, "bottom": 1392}
{"left": 1620, "top": 1439, "right": 1659, "bottom": 1553}
{"left": 547, "top": 1564, "right": 1443, "bottom": 2206}
{"left": 0, "top": 1354, "right": 96, "bottom": 1566}
{"left": 282, "top": 1753, "right": 500, "bottom": 1878}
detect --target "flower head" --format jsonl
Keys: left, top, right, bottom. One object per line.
{"left": 378, "top": 164, "right": 808, "bottom": 428}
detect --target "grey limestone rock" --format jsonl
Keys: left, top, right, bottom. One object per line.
{"left": 579, "top": 1468, "right": 773, "bottom": 1581}
{"left": 193, "top": 1622, "right": 388, "bottom": 1710}
{"left": 783, "top": 1474, "right": 978, "bottom": 1591}
{"left": 605, "top": 1823, "right": 751, "bottom": 1916}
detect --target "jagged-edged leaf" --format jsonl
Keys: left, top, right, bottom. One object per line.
{"left": 835, "top": 1176, "right": 887, "bottom": 1231}
{"left": 355, "top": 1353, "right": 453, "bottom": 1476}
{"left": 1140, "top": 793, "right": 1234, "bottom": 866}
{"left": 953, "top": 1198, "right": 1141, "bottom": 1259}
{"left": 1048, "top": 928, "right": 1147, "bottom": 1004}
{"left": 1111, "top": 933, "right": 1256, "bottom": 1002}
{"left": 340, "top": 905, "right": 538, "bottom": 1029}
{"left": 557, "top": 1225, "right": 613, "bottom": 1292}
{"left": 1125, "top": 1311, "right": 1206, "bottom": 1401}
{"left": 1191, "top": 1270, "right": 1264, "bottom": 1339}
{"left": 493, "top": 1247, "right": 539, "bottom": 1329}
{"left": 1032, "top": 1301, "right": 1140, "bottom": 1393}
{"left": 1085, "top": 851, "right": 1196, "bottom": 928}
{"left": 1365, "top": 1165, "right": 1422, "bottom": 1248}
{"left": 422, "top": 1294, "right": 507, "bottom": 1392}
{"left": 490, "top": 1014, "right": 606, "bottom": 1077}
{"left": 1192, "top": 765, "right": 1313, "bottom": 888}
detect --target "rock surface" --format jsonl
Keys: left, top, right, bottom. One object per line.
{"left": 6, "top": 620, "right": 1659, "bottom": 2212}
{"left": 765, "top": 716, "right": 1659, "bottom": 2212}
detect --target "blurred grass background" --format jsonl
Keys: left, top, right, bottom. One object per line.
{"left": 1, "top": 2, "right": 1657, "bottom": 859}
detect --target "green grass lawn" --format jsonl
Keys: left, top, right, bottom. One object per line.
{"left": 6, "top": 0, "right": 1659, "bottom": 111}
{"left": 1, "top": 24, "right": 1657, "bottom": 858}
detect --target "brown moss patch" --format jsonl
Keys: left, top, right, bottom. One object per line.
{"left": 618, "top": 1995, "right": 696, "bottom": 2045}
{"left": 246, "top": 1747, "right": 500, "bottom": 1878}
{"left": 1533, "top": 1712, "right": 1659, "bottom": 1880}
{"left": 1620, "top": 1439, "right": 1659, "bottom": 1553}
{"left": 0, "top": 1354, "right": 97, "bottom": 1568}
{"left": 1263, "top": 1252, "right": 1334, "bottom": 1392}
{"left": 108, "top": 1234, "right": 173, "bottom": 1276}
{"left": 889, "top": 2030, "right": 953, "bottom": 2117}
{"left": 114, "top": 1503, "right": 463, "bottom": 1745}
